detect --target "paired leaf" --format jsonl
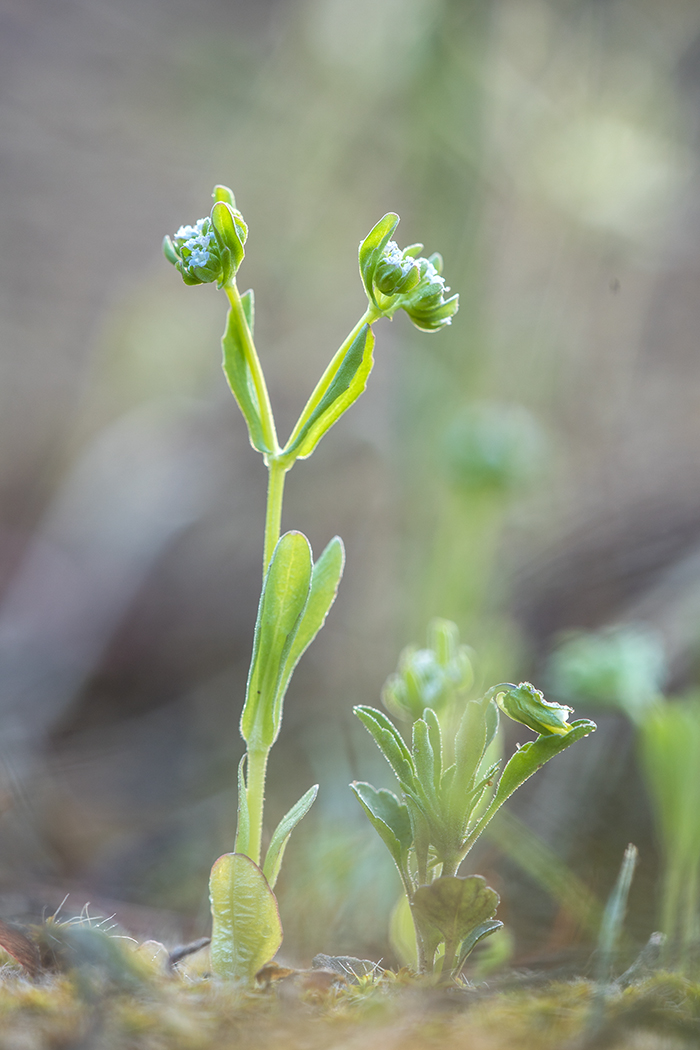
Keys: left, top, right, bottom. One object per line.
{"left": 354, "top": 706, "right": 417, "bottom": 790}
{"left": 351, "top": 782, "right": 413, "bottom": 870}
{"left": 240, "top": 532, "right": 313, "bottom": 751}
{"left": 263, "top": 784, "right": 319, "bottom": 890}
{"left": 282, "top": 326, "right": 375, "bottom": 462}
{"left": 412, "top": 875, "right": 499, "bottom": 964}
{"left": 221, "top": 301, "right": 269, "bottom": 453}
{"left": 277, "top": 536, "right": 345, "bottom": 699}
{"left": 209, "top": 853, "right": 283, "bottom": 981}
{"left": 233, "top": 755, "right": 250, "bottom": 856}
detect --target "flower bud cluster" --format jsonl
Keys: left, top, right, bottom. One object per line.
{"left": 383, "top": 618, "right": 473, "bottom": 722}
{"left": 163, "top": 186, "right": 247, "bottom": 287}
{"left": 359, "top": 213, "right": 459, "bottom": 332}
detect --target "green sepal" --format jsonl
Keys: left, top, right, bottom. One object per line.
{"left": 211, "top": 200, "right": 247, "bottom": 272}
{"left": 359, "top": 213, "right": 400, "bottom": 306}
{"left": 277, "top": 536, "right": 345, "bottom": 698}
{"left": 281, "top": 325, "right": 375, "bottom": 463}
{"left": 240, "top": 288, "right": 255, "bottom": 337}
{"left": 162, "top": 235, "right": 178, "bottom": 266}
{"left": 240, "top": 532, "right": 313, "bottom": 752}
{"left": 350, "top": 782, "right": 413, "bottom": 870}
{"left": 455, "top": 920, "right": 504, "bottom": 974}
{"left": 209, "top": 853, "right": 283, "bottom": 981}
{"left": 221, "top": 299, "right": 271, "bottom": 454}
{"left": 465, "top": 719, "right": 597, "bottom": 849}
{"left": 263, "top": 784, "right": 319, "bottom": 890}
{"left": 354, "top": 706, "right": 417, "bottom": 790}
{"left": 233, "top": 755, "right": 250, "bottom": 856}
{"left": 213, "top": 184, "right": 236, "bottom": 206}
{"left": 412, "top": 875, "right": 500, "bottom": 972}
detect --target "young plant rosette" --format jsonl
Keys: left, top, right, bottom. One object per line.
{"left": 353, "top": 621, "right": 596, "bottom": 978}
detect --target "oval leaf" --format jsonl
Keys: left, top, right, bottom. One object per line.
{"left": 209, "top": 853, "right": 283, "bottom": 981}
{"left": 263, "top": 784, "right": 319, "bottom": 890}
{"left": 240, "top": 532, "right": 313, "bottom": 751}
{"left": 412, "top": 875, "right": 499, "bottom": 951}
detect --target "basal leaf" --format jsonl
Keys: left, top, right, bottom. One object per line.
{"left": 412, "top": 875, "right": 499, "bottom": 960}
{"left": 262, "top": 784, "right": 319, "bottom": 890}
{"left": 455, "top": 920, "right": 504, "bottom": 974}
{"left": 282, "top": 326, "right": 375, "bottom": 462}
{"left": 351, "top": 782, "right": 413, "bottom": 869}
{"left": 209, "top": 853, "right": 283, "bottom": 981}
{"left": 240, "top": 532, "right": 312, "bottom": 751}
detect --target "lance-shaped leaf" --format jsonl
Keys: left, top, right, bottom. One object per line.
{"left": 277, "top": 536, "right": 345, "bottom": 699}
{"left": 209, "top": 853, "right": 282, "bottom": 981}
{"left": 412, "top": 875, "right": 500, "bottom": 969}
{"left": 351, "top": 782, "right": 413, "bottom": 871}
{"left": 263, "top": 784, "right": 319, "bottom": 890}
{"left": 240, "top": 288, "right": 255, "bottom": 336}
{"left": 359, "top": 212, "right": 400, "bottom": 305}
{"left": 448, "top": 697, "right": 492, "bottom": 824}
{"left": 463, "top": 719, "right": 597, "bottom": 851}
{"left": 221, "top": 301, "right": 270, "bottom": 454}
{"left": 281, "top": 325, "right": 375, "bottom": 462}
{"left": 423, "top": 708, "right": 443, "bottom": 791}
{"left": 412, "top": 719, "right": 440, "bottom": 814}
{"left": 233, "top": 755, "right": 250, "bottom": 856}
{"left": 240, "top": 532, "right": 312, "bottom": 752}
{"left": 354, "top": 706, "right": 417, "bottom": 790}
{"left": 455, "top": 920, "right": 504, "bottom": 975}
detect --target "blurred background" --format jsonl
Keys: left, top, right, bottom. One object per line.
{"left": 3, "top": 0, "right": 700, "bottom": 969}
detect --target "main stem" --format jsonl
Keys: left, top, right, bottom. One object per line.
{"left": 246, "top": 748, "right": 269, "bottom": 867}
{"left": 263, "top": 459, "right": 287, "bottom": 573}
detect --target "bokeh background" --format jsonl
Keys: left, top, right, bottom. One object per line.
{"left": 3, "top": 0, "right": 700, "bottom": 967}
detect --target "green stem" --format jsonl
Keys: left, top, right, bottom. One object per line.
{"left": 263, "top": 459, "right": 287, "bottom": 573}
{"left": 246, "top": 748, "right": 269, "bottom": 867}
{"left": 225, "top": 282, "right": 279, "bottom": 455}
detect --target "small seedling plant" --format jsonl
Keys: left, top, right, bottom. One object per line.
{"left": 164, "top": 186, "right": 458, "bottom": 981}
{"left": 352, "top": 621, "right": 596, "bottom": 978}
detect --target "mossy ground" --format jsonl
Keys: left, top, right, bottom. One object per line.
{"left": 1, "top": 946, "right": 699, "bottom": 1050}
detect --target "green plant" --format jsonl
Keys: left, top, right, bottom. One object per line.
{"left": 163, "top": 186, "right": 458, "bottom": 981}
{"left": 353, "top": 619, "right": 596, "bottom": 978}
{"left": 546, "top": 626, "right": 700, "bottom": 969}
